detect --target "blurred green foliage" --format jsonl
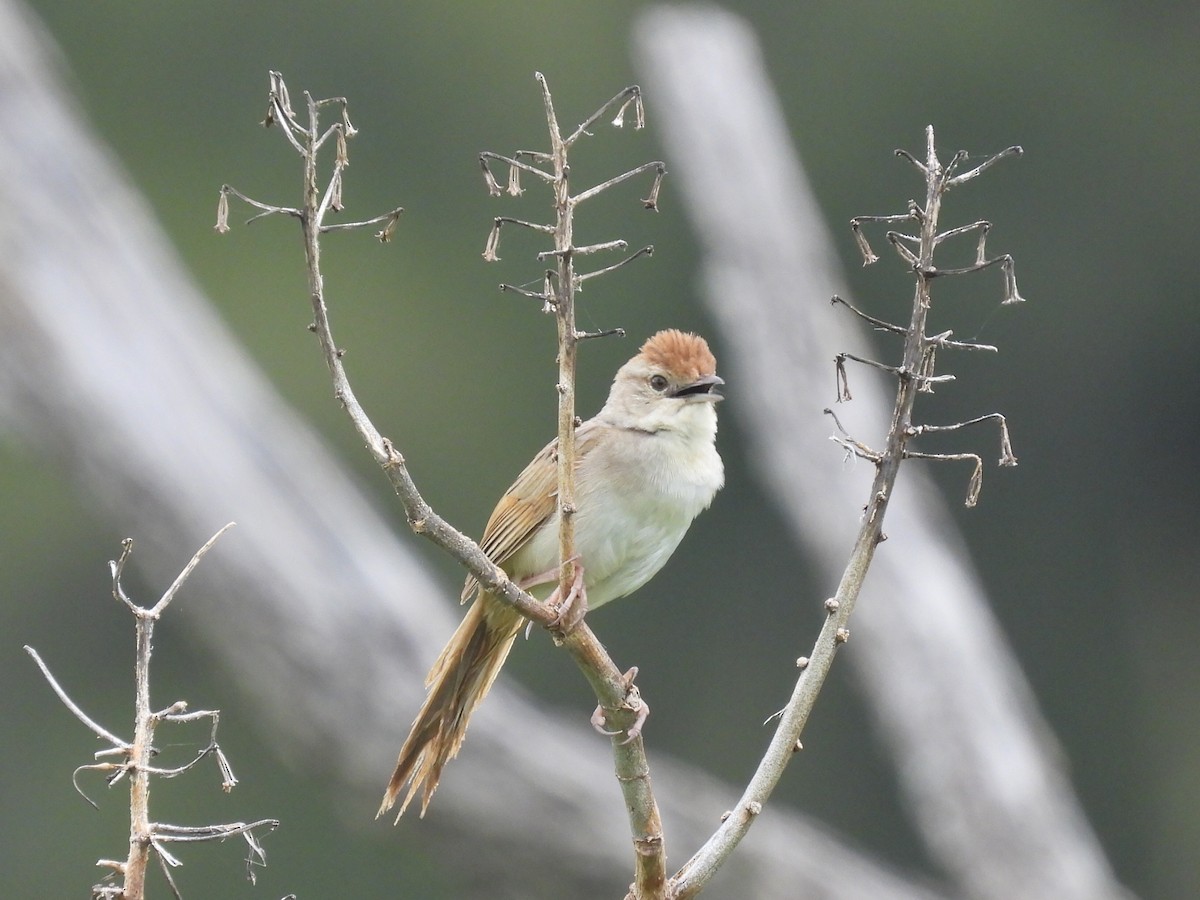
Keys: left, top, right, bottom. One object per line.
{"left": 3, "top": 2, "right": 1198, "bottom": 897}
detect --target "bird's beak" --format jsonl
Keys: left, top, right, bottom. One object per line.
{"left": 672, "top": 373, "right": 724, "bottom": 402}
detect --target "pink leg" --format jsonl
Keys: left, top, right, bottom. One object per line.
{"left": 516, "top": 558, "right": 586, "bottom": 638}
{"left": 514, "top": 555, "right": 578, "bottom": 593}
{"left": 591, "top": 667, "right": 649, "bottom": 744}
{"left": 547, "top": 562, "right": 587, "bottom": 634}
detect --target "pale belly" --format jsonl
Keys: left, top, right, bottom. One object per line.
{"left": 509, "top": 432, "right": 721, "bottom": 609}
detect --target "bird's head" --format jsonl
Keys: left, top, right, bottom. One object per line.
{"left": 601, "top": 329, "right": 723, "bottom": 435}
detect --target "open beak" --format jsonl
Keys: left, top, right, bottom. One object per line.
{"left": 672, "top": 373, "right": 724, "bottom": 402}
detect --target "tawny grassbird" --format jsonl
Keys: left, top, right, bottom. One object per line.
{"left": 379, "top": 329, "right": 724, "bottom": 819}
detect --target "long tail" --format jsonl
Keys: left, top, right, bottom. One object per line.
{"left": 378, "top": 593, "right": 524, "bottom": 820}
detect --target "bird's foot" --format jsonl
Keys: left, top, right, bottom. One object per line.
{"left": 515, "top": 555, "right": 580, "bottom": 593}
{"left": 547, "top": 562, "right": 588, "bottom": 640}
{"left": 591, "top": 666, "right": 649, "bottom": 745}
{"left": 515, "top": 557, "right": 584, "bottom": 639}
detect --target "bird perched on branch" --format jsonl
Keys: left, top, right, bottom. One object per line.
{"left": 379, "top": 329, "right": 725, "bottom": 820}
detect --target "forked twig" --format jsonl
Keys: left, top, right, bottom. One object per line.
{"left": 481, "top": 72, "right": 669, "bottom": 900}
{"left": 28, "top": 527, "right": 280, "bottom": 899}
{"left": 219, "top": 71, "right": 670, "bottom": 897}
{"left": 671, "top": 126, "right": 1024, "bottom": 897}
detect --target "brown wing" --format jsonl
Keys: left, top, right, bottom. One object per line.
{"left": 460, "top": 423, "right": 600, "bottom": 602}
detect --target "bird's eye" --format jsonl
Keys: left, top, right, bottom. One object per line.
{"left": 649, "top": 374, "right": 669, "bottom": 392}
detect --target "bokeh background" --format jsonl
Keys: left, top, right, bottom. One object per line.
{"left": 3, "top": 2, "right": 1198, "bottom": 897}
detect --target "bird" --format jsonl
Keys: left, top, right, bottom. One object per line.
{"left": 378, "top": 329, "right": 725, "bottom": 820}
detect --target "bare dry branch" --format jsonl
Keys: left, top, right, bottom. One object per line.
{"left": 666, "top": 111, "right": 1026, "bottom": 898}
{"left": 483, "top": 72, "right": 670, "bottom": 899}
{"left": 25, "top": 646, "right": 130, "bottom": 748}
{"left": 219, "top": 70, "right": 673, "bottom": 895}
{"left": 28, "top": 528, "right": 277, "bottom": 899}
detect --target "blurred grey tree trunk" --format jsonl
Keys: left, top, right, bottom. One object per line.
{"left": 635, "top": 6, "right": 1130, "bottom": 900}
{"left": 0, "top": 1, "right": 950, "bottom": 897}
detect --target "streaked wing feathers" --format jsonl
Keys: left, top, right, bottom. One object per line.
{"left": 460, "top": 425, "right": 598, "bottom": 602}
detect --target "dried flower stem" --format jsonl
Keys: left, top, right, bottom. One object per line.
{"left": 27, "top": 526, "right": 279, "bottom": 899}
{"left": 485, "top": 72, "right": 669, "bottom": 900}
{"left": 220, "top": 72, "right": 668, "bottom": 895}
{"left": 670, "top": 127, "right": 1023, "bottom": 897}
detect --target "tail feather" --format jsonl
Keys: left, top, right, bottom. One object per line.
{"left": 378, "top": 594, "right": 524, "bottom": 820}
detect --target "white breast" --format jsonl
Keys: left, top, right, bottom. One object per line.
{"left": 564, "top": 413, "right": 723, "bottom": 609}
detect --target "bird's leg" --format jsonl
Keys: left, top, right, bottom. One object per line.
{"left": 547, "top": 561, "right": 588, "bottom": 637}
{"left": 591, "top": 666, "right": 650, "bottom": 744}
{"left": 515, "top": 557, "right": 585, "bottom": 639}
{"left": 514, "top": 556, "right": 578, "bottom": 594}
